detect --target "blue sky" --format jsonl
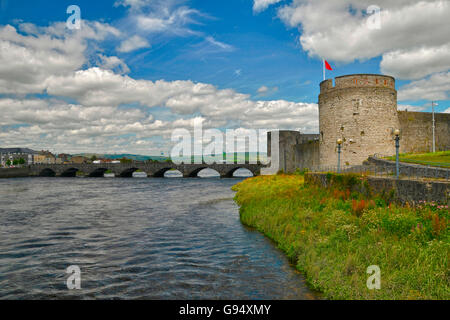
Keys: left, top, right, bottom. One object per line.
{"left": 0, "top": 0, "right": 449, "bottom": 154}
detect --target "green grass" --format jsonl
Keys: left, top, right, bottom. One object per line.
{"left": 232, "top": 175, "right": 449, "bottom": 300}
{"left": 385, "top": 151, "right": 450, "bottom": 168}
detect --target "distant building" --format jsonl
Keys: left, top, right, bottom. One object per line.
{"left": 71, "top": 156, "right": 89, "bottom": 164}
{"left": 57, "top": 153, "right": 72, "bottom": 164}
{"left": 0, "top": 148, "right": 36, "bottom": 166}
{"left": 34, "top": 150, "right": 57, "bottom": 164}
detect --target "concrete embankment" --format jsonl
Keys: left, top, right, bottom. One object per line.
{"left": 0, "top": 168, "right": 30, "bottom": 178}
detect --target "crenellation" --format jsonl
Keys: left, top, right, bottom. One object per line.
{"left": 319, "top": 74, "right": 400, "bottom": 166}
{"left": 320, "top": 74, "right": 395, "bottom": 94}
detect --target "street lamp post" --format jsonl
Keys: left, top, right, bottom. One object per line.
{"left": 394, "top": 129, "right": 400, "bottom": 179}
{"left": 337, "top": 139, "right": 343, "bottom": 174}
{"left": 431, "top": 101, "right": 437, "bottom": 153}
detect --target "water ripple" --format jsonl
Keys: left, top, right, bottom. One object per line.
{"left": 0, "top": 177, "right": 319, "bottom": 300}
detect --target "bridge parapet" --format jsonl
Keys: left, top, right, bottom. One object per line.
{"left": 28, "top": 162, "right": 263, "bottom": 178}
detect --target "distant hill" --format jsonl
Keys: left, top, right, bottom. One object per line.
{"left": 73, "top": 152, "right": 267, "bottom": 163}
{"left": 73, "top": 153, "right": 169, "bottom": 162}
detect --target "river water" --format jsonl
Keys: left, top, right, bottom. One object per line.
{"left": 0, "top": 171, "right": 318, "bottom": 299}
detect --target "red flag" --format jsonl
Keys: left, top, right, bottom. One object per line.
{"left": 324, "top": 60, "right": 333, "bottom": 71}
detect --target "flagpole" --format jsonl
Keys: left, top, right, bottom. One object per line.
{"left": 323, "top": 59, "right": 325, "bottom": 81}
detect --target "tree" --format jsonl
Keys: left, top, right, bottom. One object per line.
{"left": 18, "top": 158, "right": 26, "bottom": 165}
{"left": 13, "top": 159, "right": 19, "bottom": 166}
{"left": 120, "top": 157, "right": 132, "bottom": 164}
{"left": 91, "top": 155, "right": 97, "bottom": 161}
{"left": 6, "top": 160, "right": 11, "bottom": 166}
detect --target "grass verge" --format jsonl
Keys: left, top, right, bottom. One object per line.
{"left": 385, "top": 151, "right": 450, "bottom": 168}
{"left": 232, "top": 174, "right": 449, "bottom": 300}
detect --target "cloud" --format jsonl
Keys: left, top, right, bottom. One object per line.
{"left": 116, "top": 0, "right": 205, "bottom": 37}
{"left": 97, "top": 54, "right": 130, "bottom": 74}
{"left": 45, "top": 67, "right": 317, "bottom": 131}
{"left": 135, "top": 6, "right": 203, "bottom": 36}
{"left": 0, "top": 21, "right": 121, "bottom": 94}
{"left": 276, "top": 0, "right": 450, "bottom": 80}
{"left": 0, "top": 18, "right": 320, "bottom": 155}
{"left": 204, "top": 36, "right": 234, "bottom": 51}
{"left": 397, "top": 104, "right": 426, "bottom": 112}
{"left": 257, "top": 86, "right": 269, "bottom": 94}
{"left": 380, "top": 43, "right": 450, "bottom": 80}
{"left": 117, "top": 35, "right": 150, "bottom": 52}
{"left": 398, "top": 72, "right": 450, "bottom": 101}
{"left": 253, "top": 0, "right": 283, "bottom": 13}
{"left": 257, "top": 85, "right": 279, "bottom": 96}
{"left": 444, "top": 108, "right": 450, "bottom": 113}
{"left": 114, "top": 0, "right": 149, "bottom": 11}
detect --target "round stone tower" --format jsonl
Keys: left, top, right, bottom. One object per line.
{"left": 318, "top": 74, "right": 400, "bottom": 167}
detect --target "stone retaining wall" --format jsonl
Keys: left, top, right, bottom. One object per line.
{"left": 366, "top": 156, "right": 450, "bottom": 180}
{"left": 0, "top": 168, "right": 30, "bottom": 178}
{"left": 305, "top": 172, "right": 449, "bottom": 205}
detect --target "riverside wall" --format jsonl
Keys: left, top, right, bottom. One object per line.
{"left": 305, "top": 172, "right": 449, "bottom": 205}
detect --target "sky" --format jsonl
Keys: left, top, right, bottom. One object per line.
{"left": 0, "top": 0, "right": 449, "bottom": 155}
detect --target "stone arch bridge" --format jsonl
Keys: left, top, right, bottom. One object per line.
{"left": 29, "top": 163, "right": 263, "bottom": 178}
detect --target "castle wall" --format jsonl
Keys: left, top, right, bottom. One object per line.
{"left": 319, "top": 74, "right": 400, "bottom": 166}
{"left": 277, "top": 74, "right": 449, "bottom": 173}
{"left": 398, "top": 111, "right": 450, "bottom": 153}
{"left": 295, "top": 140, "right": 320, "bottom": 169}
{"left": 266, "top": 131, "right": 303, "bottom": 174}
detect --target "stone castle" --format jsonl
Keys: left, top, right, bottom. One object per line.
{"left": 268, "top": 74, "right": 450, "bottom": 173}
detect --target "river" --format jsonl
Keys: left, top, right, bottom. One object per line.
{"left": 0, "top": 170, "right": 318, "bottom": 299}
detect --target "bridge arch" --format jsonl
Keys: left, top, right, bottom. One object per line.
{"left": 39, "top": 168, "right": 56, "bottom": 177}
{"left": 153, "top": 168, "right": 177, "bottom": 178}
{"left": 186, "top": 167, "right": 208, "bottom": 178}
{"left": 119, "top": 168, "right": 139, "bottom": 178}
{"left": 89, "top": 168, "right": 109, "bottom": 178}
{"left": 164, "top": 169, "right": 183, "bottom": 178}
{"left": 196, "top": 168, "right": 220, "bottom": 178}
{"left": 61, "top": 168, "right": 79, "bottom": 177}
{"left": 223, "top": 167, "right": 255, "bottom": 178}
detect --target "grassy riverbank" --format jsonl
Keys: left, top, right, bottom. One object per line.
{"left": 385, "top": 151, "right": 450, "bottom": 168}
{"left": 232, "top": 175, "right": 449, "bottom": 300}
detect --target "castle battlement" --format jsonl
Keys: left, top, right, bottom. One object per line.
{"left": 320, "top": 74, "right": 395, "bottom": 93}
{"left": 274, "top": 73, "right": 449, "bottom": 172}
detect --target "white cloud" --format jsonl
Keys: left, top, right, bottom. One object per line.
{"left": 381, "top": 43, "right": 450, "bottom": 80}
{"left": 277, "top": 0, "right": 450, "bottom": 80}
{"left": 444, "top": 108, "right": 450, "bottom": 113}
{"left": 117, "top": 35, "right": 150, "bottom": 52}
{"left": 0, "top": 21, "right": 121, "bottom": 94}
{"left": 257, "top": 86, "right": 269, "bottom": 94}
{"left": 97, "top": 54, "right": 130, "bottom": 74}
{"left": 204, "top": 36, "right": 234, "bottom": 51}
{"left": 253, "top": 0, "right": 283, "bottom": 13}
{"left": 45, "top": 67, "right": 317, "bottom": 132}
{"left": 257, "top": 85, "right": 279, "bottom": 96}
{"left": 114, "top": 0, "right": 149, "bottom": 11}
{"left": 398, "top": 72, "right": 450, "bottom": 101}
{"left": 0, "top": 18, "right": 320, "bottom": 155}
{"left": 116, "top": 0, "right": 204, "bottom": 38}
{"left": 135, "top": 6, "right": 202, "bottom": 36}
{"left": 397, "top": 104, "right": 426, "bottom": 112}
